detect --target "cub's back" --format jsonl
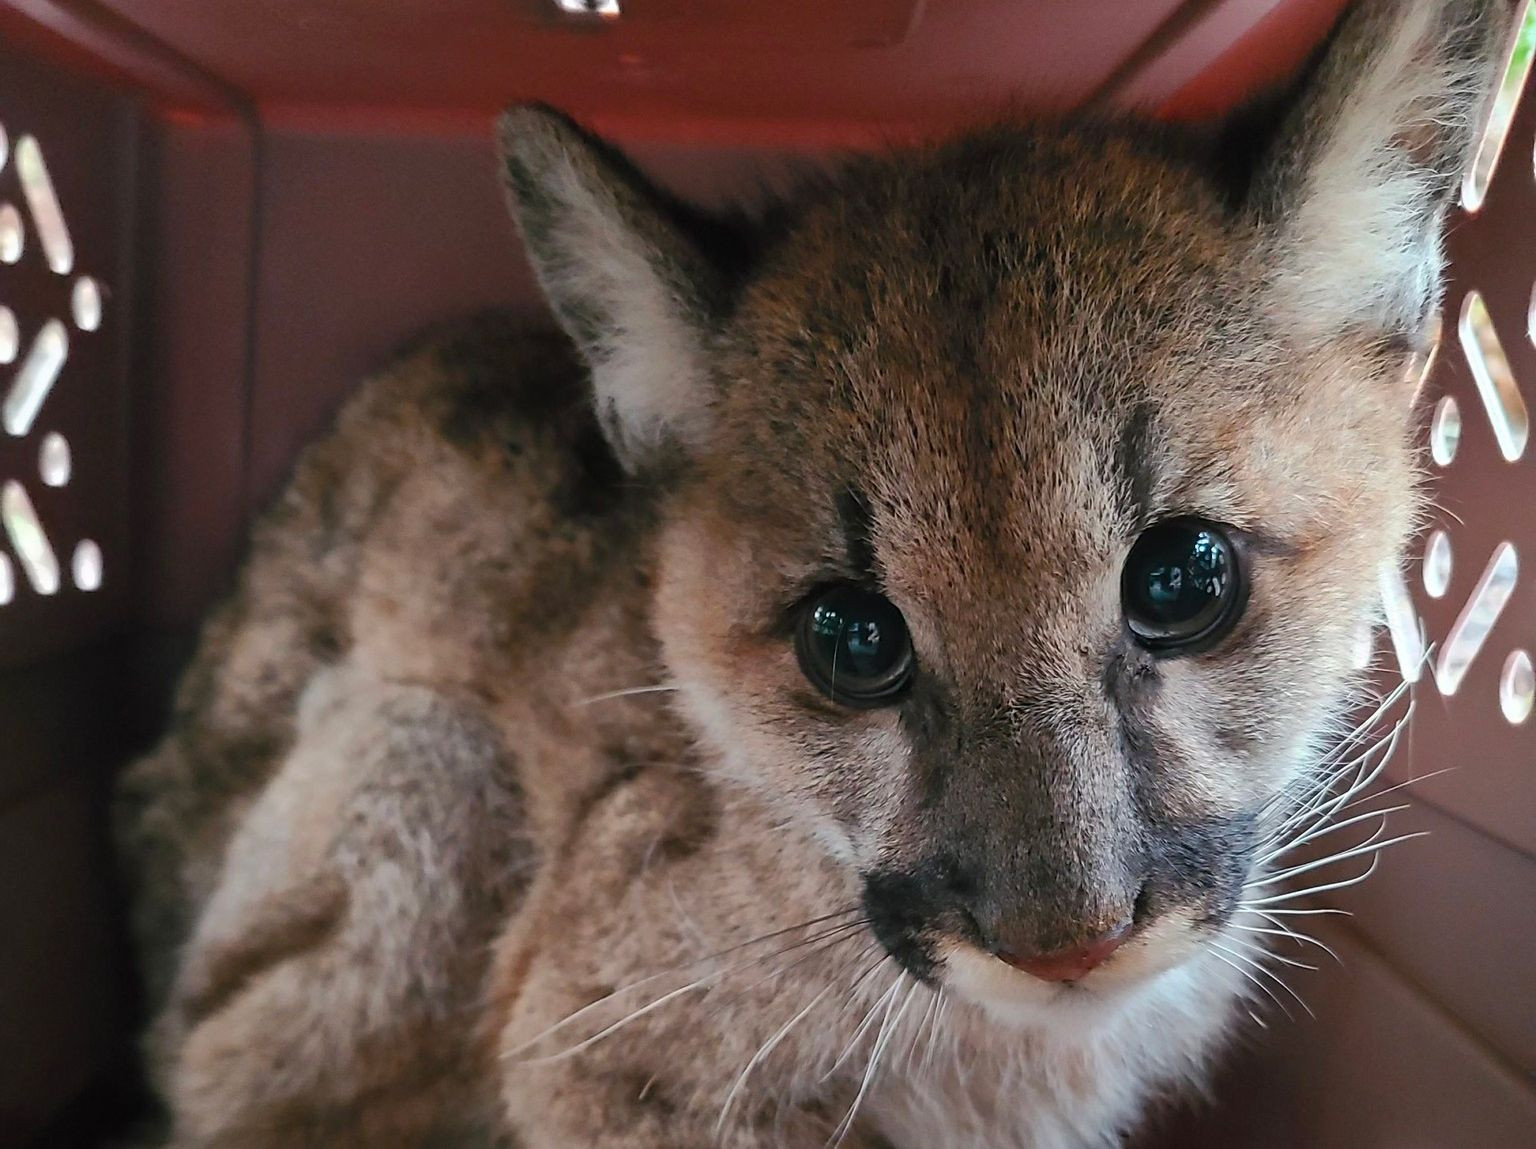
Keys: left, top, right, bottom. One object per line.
{"left": 116, "top": 312, "right": 634, "bottom": 1004}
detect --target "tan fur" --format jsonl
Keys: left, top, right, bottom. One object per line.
{"left": 117, "top": 3, "right": 1508, "bottom": 1146}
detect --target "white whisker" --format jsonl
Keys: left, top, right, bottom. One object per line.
{"left": 717, "top": 985, "right": 834, "bottom": 1133}
{"left": 524, "top": 970, "right": 724, "bottom": 1064}
{"left": 576, "top": 684, "right": 680, "bottom": 706}
{"left": 1208, "top": 940, "right": 1313, "bottom": 1019}
{"left": 528, "top": 920, "right": 867, "bottom": 1065}
{"left": 825, "top": 966, "right": 900, "bottom": 1082}
{"left": 1335, "top": 767, "right": 1453, "bottom": 812}
{"left": 1204, "top": 946, "right": 1290, "bottom": 1018}
{"left": 919, "top": 991, "right": 951, "bottom": 1078}
{"left": 1229, "top": 921, "right": 1340, "bottom": 964}
{"left": 1241, "top": 854, "right": 1382, "bottom": 908}
{"left": 727, "top": 922, "right": 871, "bottom": 1000}
{"left": 502, "top": 908, "right": 863, "bottom": 1060}
{"left": 902, "top": 985, "right": 942, "bottom": 1076}
{"left": 1221, "top": 932, "right": 1317, "bottom": 972}
{"left": 830, "top": 977, "right": 919, "bottom": 1147}
{"left": 1267, "top": 711, "right": 1409, "bottom": 846}
{"left": 1248, "top": 832, "right": 1424, "bottom": 891}
{"left": 1257, "top": 721, "right": 1402, "bottom": 853}
{"left": 1256, "top": 804, "right": 1408, "bottom": 866}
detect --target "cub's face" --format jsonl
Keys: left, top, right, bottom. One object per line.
{"left": 500, "top": 0, "right": 1504, "bottom": 1021}
{"left": 652, "top": 130, "right": 1413, "bottom": 1016}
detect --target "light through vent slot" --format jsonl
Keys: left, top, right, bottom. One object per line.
{"left": 1464, "top": 0, "right": 1536, "bottom": 211}
{"left": 1379, "top": 563, "right": 1424, "bottom": 684}
{"left": 0, "top": 553, "right": 12, "bottom": 605}
{"left": 1436, "top": 541, "right": 1518, "bottom": 696}
{"left": 39, "top": 432, "right": 70, "bottom": 487}
{"left": 0, "top": 203, "right": 22, "bottom": 264}
{"left": 3, "top": 319, "right": 68, "bottom": 437}
{"left": 1430, "top": 395, "right": 1462, "bottom": 465}
{"left": 1, "top": 480, "right": 59, "bottom": 595}
{"left": 72, "top": 277, "right": 102, "bottom": 331}
{"left": 555, "top": 0, "right": 621, "bottom": 16}
{"left": 16, "top": 136, "right": 73, "bottom": 275}
{"left": 1423, "top": 529, "right": 1453, "bottom": 598}
{"left": 1502, "top": 650, "right": 1534, "bottom": 724}
{"left": 0, "top": 306, "right": 16, "bottom": 364}
{"left": 71, "top": 539, "right": 102, "bottom": 592}
{"left": 1404, "top": 312, "right": 1442, "bottom": 399}
{"left": 1351, "top": 623, "right": 1377, "bottom": 670}
{"left": 1459, "top": 291, "right": 1529, "bottom": 461}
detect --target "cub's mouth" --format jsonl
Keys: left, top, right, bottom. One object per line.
{"left": 861, "top": 867, "right": 1243, "bottom": 1015}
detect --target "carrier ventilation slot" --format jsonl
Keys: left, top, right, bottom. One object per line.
{"left": 1502, "top": 650, "right": 1535, "bottom": 724}
{"left": 71, "top": 539, "right": 102, "bottom": 592}
{"left": 1464, "top": 0, "right": 1536, "bottom": 210}
{"left": 0, "top": 307, "right": 16, "bottom": 364}
{"left": 3, "top": 319, "right": 68, "bottom": 437}
{"left": 1379, "top": 563, "right": 1425, "bottom": 684}
{"left": 1436, "top": 542, "right": 1519, "bottom": 696}
{"left": 1459, "top": 291, "right": 1529, "bottom": 462}
{"left": 0, "top": 203, "right": 21, "bottom": 264}
{"left": 1, "top": 481, "right": 59, "bottom": 595}
{"left": 39, "top": 433, "right": 70, "bottom": 487}
{"left": 15, "top": 136, "right": 73, "bottom": 275}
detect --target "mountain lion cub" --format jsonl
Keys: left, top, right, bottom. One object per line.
{"left": 116, "top": 1, "right": 1507, "bottom": 1145}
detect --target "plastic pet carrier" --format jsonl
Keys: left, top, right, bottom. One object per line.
{"left": 0, "top": 1, "right": 1531, "bottom": 1146}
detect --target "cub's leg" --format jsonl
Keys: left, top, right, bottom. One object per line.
{"left": 154, "top": 665, "right": 527, "bottom": 1148}
{"left": 489, "top": 768, "right": 891, "bottom": 1149}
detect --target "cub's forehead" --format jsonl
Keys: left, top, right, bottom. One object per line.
{"left": 724, "top": 134, "right": 1262, "bottom": 422}
{"left": 707, "top": 129, "right": 1374, "bottom": 549}
{"left": 711, "top": 332, "right": 1157, "bottom": 582}
{"left": 714, "top": 271, "right": 1367, "bottom": 575}
{"left": 746, "top": 128, "right": 1244, "bottom": 317}
{"left": 722, "top": 233, "right": 1255, "bottom": 493}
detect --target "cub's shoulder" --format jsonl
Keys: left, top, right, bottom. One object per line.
{"left": 337, "top": 311, "right": 599, "bottom": 469}
{"left": 268, "top": 311, "right": 624, "bottom": 550}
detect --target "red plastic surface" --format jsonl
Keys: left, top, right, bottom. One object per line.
{"left": 10, "top": 1, "right": 1345, "bottom": 137}
{"left": 0, "top": 1, "right": 1532, "bottom": 1145}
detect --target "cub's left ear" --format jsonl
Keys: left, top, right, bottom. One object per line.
{"left": 499, "top": 105, "right": 736, "bottom": 470}
{"left": 1248, "top": 0, "right": 1512, "bottom": 344}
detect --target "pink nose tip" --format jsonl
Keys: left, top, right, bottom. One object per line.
{"left": 996, "top": 923, "right": 1132, "bottom": 983}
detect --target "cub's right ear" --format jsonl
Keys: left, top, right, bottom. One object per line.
{"left": 499, "top": 106, "right": 731, "bottom": 471}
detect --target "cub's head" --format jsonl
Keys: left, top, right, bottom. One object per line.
{"left": 500, "top": 0, "right": 1506, "bottom": 1023}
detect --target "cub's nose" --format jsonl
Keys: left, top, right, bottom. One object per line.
{"left": 995, "top": 921, "right": 1132, "bottom": 983}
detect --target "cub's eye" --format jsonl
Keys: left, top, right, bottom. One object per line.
{"left": 795, "top": 585, "right": 915, "bottom": 707}
{"left": 1121, "top": 518, "right": 1246, "bottom": 654}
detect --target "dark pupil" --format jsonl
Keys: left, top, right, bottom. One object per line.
{"left": 811, "top": 598, "right": 900, "bottom": 680}
{"left": 1134, "top": 527, "right": 1229, "bottom": 628}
